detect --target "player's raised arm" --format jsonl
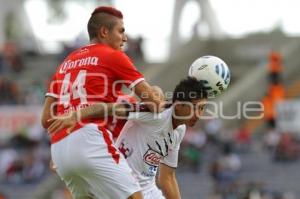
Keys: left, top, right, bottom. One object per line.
{"left": 106, "top": 48, "right": 165, "bottom": 113}
{"left": 133, "top": 81, "right": 165, "bottom": 113}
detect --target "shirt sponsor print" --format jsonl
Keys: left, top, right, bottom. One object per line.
{"left": 143, "top": 148, "right": 162, "bottom": 167}
{"left": 142, "top": 147, "right": 161, "bottom": 177}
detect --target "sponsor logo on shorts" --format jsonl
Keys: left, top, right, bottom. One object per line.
{"left": 141, "top": 165, "right": 158, "bottom": 177}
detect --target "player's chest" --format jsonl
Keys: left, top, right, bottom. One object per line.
{"left": 141, "top": 131, "right": 174, "bottom": 166}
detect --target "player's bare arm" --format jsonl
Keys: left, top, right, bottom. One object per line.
{"left": 47, "top": 103, "right": 130, "bottom": 134}
{"left": 133, "top": 81, "right": 165, "bottom": 113}
{"left": 41, "top": 96, "right": 57, "bottom": 129}
{"left": 158, "top": 163, "right": 181, "bottom": 199}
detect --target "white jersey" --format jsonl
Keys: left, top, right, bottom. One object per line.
{"left": 115, "top": 107, "right": 186, "bottom": 192}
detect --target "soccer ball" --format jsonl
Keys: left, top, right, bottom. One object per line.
{"left": 188, "top": 55, "right": 230, "bottom": 97}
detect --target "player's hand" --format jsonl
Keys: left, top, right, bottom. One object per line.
{"left": 49, "top": 159, "right": 57, "bottom": 174}
{"left": 47, "top": 112, "right": 77, "bottom": 135}
{"left": 158, "top": 100, "right": 166, "bottom": 112}
{"left": 152, "top": 85, "right": 165, "bottom": 112}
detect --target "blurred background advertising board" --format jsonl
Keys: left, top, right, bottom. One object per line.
{"left": 0, "top": 106, "right": 43, "bottom": 140}
{"left": 276, "top": 100, "right": 300, "bottom": 134}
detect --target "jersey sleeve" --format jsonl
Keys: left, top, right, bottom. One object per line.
{"left": 45, "top": 74, "right": 59, "bottom": 98}
{"left": 160, "top": 125, "right": 186, "bottom": 168}
{"left": 109, "top": 51, "right": 144, "bottom": 89}
{"left": 127, "top": 112, "right": 162, "bottom": 124}
{"left": 161, "top": 148, "right": 179, "bottom": 168}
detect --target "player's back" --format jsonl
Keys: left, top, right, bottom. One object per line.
{"left": 53, "top": 44, "right": 119, "bottom": 111}
{"left": 47, "top": 43, "right": 144, "bottom": 143}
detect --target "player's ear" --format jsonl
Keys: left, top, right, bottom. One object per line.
{"left": 98, "top": 26, "right": 109, "bottom": 38}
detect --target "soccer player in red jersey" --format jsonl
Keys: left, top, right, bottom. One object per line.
{"left": 41, "top": 6, "right": 164, "bottom": 199}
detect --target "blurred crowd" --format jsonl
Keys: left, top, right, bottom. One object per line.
{"left": 0, "top": 41, "right": 46, "bottom": 105}
{"left": 177, "top": 117, "right": 299, "bottom": 199}
{"left": 0, "top": 125, "right": 51, "bottom": 198}
{"left": 125, "top": 36, "right": 145, "bottom": 66}
{"left": 0, "top": 41, "right": 52, "bottom": 198}
{"left": 0, "top": 130, "right": 50, "bottom": 184}
{"left": 0, "top": 42, "right": 24, "bottom": 74}
{"left": 263, "top": 127, "right": 300, "bottom": 162}
{"left": 0, "top": 42, "right": 23, "bottom": 105}
{"left": 0, "top": 41, "right": 50, "bottom": 193}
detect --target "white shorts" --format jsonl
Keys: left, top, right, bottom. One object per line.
{"left": 51, "top": 124, "right": 141, "bottom": 199}
{"left": 143, "top": 186, "right": 165, "bottom": 199}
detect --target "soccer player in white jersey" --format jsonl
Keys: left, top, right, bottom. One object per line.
{"left": 48, "top": 77, "right": 208, "bottom": 199}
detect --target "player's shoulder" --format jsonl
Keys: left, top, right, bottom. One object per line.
{"left": 174, "top": 124, "right": 186, "bottom": 143}
{"left": 128, "top": 111, "right": 158, "bottom": 122}
{"left": 90, "top": 44, "right": 125, "bottom": 55}
{"left": 167, "top": 124, "right": 186, "bottom": 150}
{"left": 175, "top": 124, "right": 186, "bottom": 136}
{"left": 93, "top": 45, "right": 131, "bottom": 64}
{"left": 128, "top": 107, "right": 172, "bottom": 124}
{"left": 108, "top": 49, "right": 131, "bottom": 62}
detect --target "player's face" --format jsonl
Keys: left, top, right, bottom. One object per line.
{"left": 106, "top": 19, "right": 127, "bottom": 50}
{"left": 175, "top": 98, "right": 207, "bottom": 127}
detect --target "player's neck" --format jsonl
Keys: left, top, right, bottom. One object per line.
{"left": 90, "top": 38, "right": 105, "bottom": 45}
{"left": 172, "top": 108, "right": 183, "bottom": 129}
{"left": 90, "top": 38, "right": 98, "bottom": 44}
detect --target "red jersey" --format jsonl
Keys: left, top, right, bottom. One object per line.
{"left": 46, "top": 44, "right": 144, "bottom": 143}
{"left": 107, "top": 92, "right": 138, "bottom": 139}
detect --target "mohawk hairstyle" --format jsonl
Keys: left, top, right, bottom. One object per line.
{"left": 87, "top": 6, "right": 123, "bottom": 40}
{"left": 91, "top": 6, "right": 123, "bottom": 19}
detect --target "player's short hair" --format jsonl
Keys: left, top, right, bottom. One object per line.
{"left": 87, "top": 6, "right": 123, "bottom": 40}
{"left": 172, "top": 77, "right": 208, "bottom": 103}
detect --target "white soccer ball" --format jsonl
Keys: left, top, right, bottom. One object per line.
{"left": 188, "top": 55, "right": 230, "bottom": 97}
